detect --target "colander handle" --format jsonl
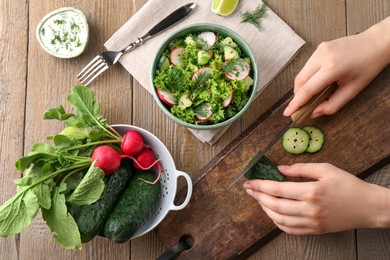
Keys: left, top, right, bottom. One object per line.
{"left": 169, "top": 170, "right": 193, "bottom": 211}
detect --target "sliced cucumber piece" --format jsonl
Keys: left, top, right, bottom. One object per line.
{"left": 282, "top": 128, "right": 310, "bottom": 154}
{"left": 159, "top": 56, "right": 170, "bottom": 70}
{"left": 303, "top": 126, "right": 325, "bottom": 153}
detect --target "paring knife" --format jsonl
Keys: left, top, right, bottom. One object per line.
{"left": 228, "top": 82, "right": 338, "bottom": 189}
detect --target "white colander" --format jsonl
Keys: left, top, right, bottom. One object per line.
{"left": 112, "top": 124, "right": 192, "bottom": 239}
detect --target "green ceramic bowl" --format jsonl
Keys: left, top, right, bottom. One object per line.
{"left": 150, "top": 23, "right": 259, "bottom": 130}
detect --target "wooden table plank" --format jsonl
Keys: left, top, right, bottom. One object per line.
{"left": 346, "top": 1, "right": 390, "bottom": 259}
{"left": 17, "top": 1, "right": 133, "bottom": 259}
{"left": 0, "top": 0, "right": 28, "bottom": 259}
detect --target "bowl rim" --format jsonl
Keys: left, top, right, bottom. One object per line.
{"left": 150, "top": 22, "right": 259, "bottom": 130}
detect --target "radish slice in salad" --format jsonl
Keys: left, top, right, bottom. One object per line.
{"left": 224, "top": 58, "right": 251, "bottom": 80}
{"left": 222, "top": 91, "right": 234, "bottom": 108}
{"left": 170, "top": 46, "right": 185, "bottom": 66}
{"left": 199, "top": 31, "right": 216, "bottom": 46}
{"left": 195, "top": 102, "right": 213, "bottom": 121}
{"left": 156, "top": 88, "right": 177, "bottom": 106}
{"left": 191, "top": 66, "right": 212, "bottom": 81}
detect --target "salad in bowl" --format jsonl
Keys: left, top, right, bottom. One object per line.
{"left": 150, "top": 23, "right": 259, "bottom": 130}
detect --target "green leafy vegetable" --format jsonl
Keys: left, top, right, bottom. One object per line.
{"left": 0, "top": 85, "right": 123, "bottom": 249}
{"left": 67, "top": 162, "right": 105, "bottom": 206}
{"left": 42, "top": 183, "right": 82, "bottom": 249}
{"left": 0, "top": 188, "right": 40, "bottom": 237}
{"left": 241, "top": 2, "right": 268, "bottom": 29}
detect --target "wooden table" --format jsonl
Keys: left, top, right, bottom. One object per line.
{"left": 0, "top": 0, "right": 389, "bottom": 259}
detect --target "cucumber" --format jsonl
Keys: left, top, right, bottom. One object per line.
{"left": 282, "top": 127, "right": 310, "bottom": 154}
{"left": 104, "top": 171, "right": 160, "bottom": 243}
{"left": 75, "top": 158, "right": 135, "bottom": 243}
{"left": 245, "top": 155, "right": 286, "bottom": 182}
{"left": 159, "top": 56, "right": 170, "bottom": 70}
{"left": 303, "top": 126, "right": 325, "bottom": 153}
{"left": 223, "top": 45, "right": 239, "bottom": 61}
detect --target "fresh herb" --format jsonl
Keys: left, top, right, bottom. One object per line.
{"left": 241, "top": 2, "right": 268, "bottom": 29}
{"left": 0, "top": 86, "right": 123, "bottom": 249}
{"left": 222, "top": 58, "right": 247, "bottom": 75}
{"left": 192, "top": 71, "right": 212, "bottom": 89}
{"left": 54, "top": 19, "right": 66, "bottom": 25}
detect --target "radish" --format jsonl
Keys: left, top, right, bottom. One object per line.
{"left": 191, "top": 67, "right": 212, "bottom": 81}
{"left": 156, "top": 88, "right": 177, "bottom": 106}
{"left": 199, "top": 32, "right": 216, "bottom": 46}
{"left": 224, "top": 58, "right": 250, "bottom": 80}
{"left": 195, "top": 102, "right": 213, "bottom": 121}
{"left": 132, "top": 147, "right": 162, "bottom": 184}
{"left": 170, "top": 46, "right": 185, "bottom": 66}
{"left": 121, "top": 130, "right": 144, "bottom": 156}
{"left": 91, "top": 144, "right": 162, "bottom": 183}
{"left": 222, "top": 91, "right": 234, "bottom": 108}
{"left": 91, "top": 145, "right": 122, "bottom": 175}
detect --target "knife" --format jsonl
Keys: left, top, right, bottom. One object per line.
{"left": 147, "top": 3, "right": 197, "bottom": 37}
{"left": 228, "top": 82, "right": 338, "bottom": 189}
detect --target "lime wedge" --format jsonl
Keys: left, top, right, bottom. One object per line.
{"left": 212, "top": 0, "right": 239, "bottom": 16}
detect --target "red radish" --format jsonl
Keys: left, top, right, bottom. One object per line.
{"left": 170, "top": 46, "right": 185, "bottom": 66}
{"left": 156, "top": 88, "right": 177, "bottom": 106}
{"left": 195, "top": 102, "right": 213, "bottom": 121}
{"left": 191, "top": 67, "right": 212, "bottom": 81}
{"left": 222, "top": 91, "right": 234, "bottom": 107}
{"left": 199, "top": 32, "right": 216, "bottom": 46}
{"left": 91, "top": 145, "right": 121, "bottom": 175}
{"left": 224, "top": 58, "right": 250, "bottom": 80}
{"left": 91, "top": 144, "right": 163, "bottom": 183}
{"left": 121, "top": 130, "right": 144, "bottom": 156}
{"left": 132, "top": 147, "right": 162, "bottom": 184}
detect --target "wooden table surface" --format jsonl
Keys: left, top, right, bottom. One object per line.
{"left": 0, "top": 0, "right": 389, "bottom": 259}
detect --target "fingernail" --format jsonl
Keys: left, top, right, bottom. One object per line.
{"left": 277, "top": 165, "right": 290, "bottom": 171}
{"left": 245, "top": 189, "right": 253, "bottom": 196}
{"left": 243, "top": 182, "right": 252, "bottom": 189}
{"left": 311, "top": 112, "right": 321, "bottom": 119}
{"left": 283, "top": 106, "right": 290, "bottom": 116}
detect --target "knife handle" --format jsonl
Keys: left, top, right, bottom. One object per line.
{"left": 291, "top": 82, "right": 338, "bottom": 123}
{"left": 147, "top": 3, "right": 196, "bottom": 37}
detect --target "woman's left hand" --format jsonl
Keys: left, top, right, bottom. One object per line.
{"left": 243, "top": 163, "right": 388, "bottom": 235}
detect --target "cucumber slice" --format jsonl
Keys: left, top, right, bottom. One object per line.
{"left": 282, "top": 128, "right": 310, "bottom": 154}
{"left": 303, "top": 126, "right": 325, "bottom": 153}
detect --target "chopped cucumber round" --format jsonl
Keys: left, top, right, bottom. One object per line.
{"left": 303, "top": 126, "right": 325, "bottom": 153}
{"left": 282, "top": 128, "right": 310, "bottom": 154}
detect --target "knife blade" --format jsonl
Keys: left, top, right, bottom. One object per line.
{"left": 228, "top": 82, "right": 338, "bottom": 189}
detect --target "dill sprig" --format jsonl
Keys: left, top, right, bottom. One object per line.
{"left": 241, "top": 2, "right": 268, "bottom": 29}
{"left": 189, "top": 34, "right": 224, "bottom": 51}
{"left": 222, "top": 58, "right": 247, "bottom": 74}
{"left": 193, "top": 70, "right": 212, "bottom": 89}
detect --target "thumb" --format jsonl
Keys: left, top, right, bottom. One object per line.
{"left": 278, "top": 163, "right": 329, "bottom": 180}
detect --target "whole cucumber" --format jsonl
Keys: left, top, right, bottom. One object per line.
{"left": 104, "top": 171, "right": 160, "bottom": 243}
{"left": 76, "top": 158, "right": 135, "bottom": 243}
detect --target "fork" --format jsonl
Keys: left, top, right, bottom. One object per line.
{"left": 77, "top": 3, "right": 196, "bottom": 86}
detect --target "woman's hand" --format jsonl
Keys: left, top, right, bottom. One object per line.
{"left": 284, "top": 17, "right": 390, "bottom": 119}
{"left": 243, "top": 163, "right": 390, "bottom": 235}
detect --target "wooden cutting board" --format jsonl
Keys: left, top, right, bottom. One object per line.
{"left": 155, "top": 71, "right": 390, "bottom": 259}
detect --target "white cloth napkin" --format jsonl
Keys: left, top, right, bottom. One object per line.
{"left": 105, "top": 0, "right": 305, "bottom": 144}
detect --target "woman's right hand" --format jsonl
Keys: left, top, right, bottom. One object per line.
{"left": 284, "top": 17, "right": 390, "bottom": 119}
